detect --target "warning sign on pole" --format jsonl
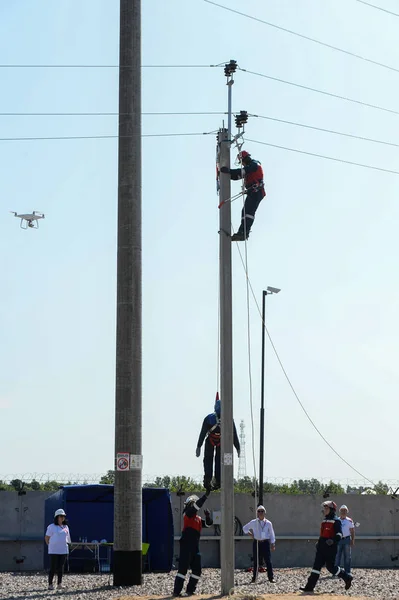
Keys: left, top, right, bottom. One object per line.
{"left": 116, "top": 453, "right": 130, "bottom": 471}
{"left": 130, "top": 455, "right": 143, "bottom": 470}
{"left": 223, "top": 453, "right": 233, "bottom": 466}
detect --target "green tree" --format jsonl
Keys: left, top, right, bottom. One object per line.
{"left": 99, "top": 470, "right": 115, "bottom": 485}
{"left": 373, "top": 481, "right": 389, "bottom": 495}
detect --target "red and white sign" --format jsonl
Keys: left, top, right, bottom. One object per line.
{"left": 116, "top": 453, "right": 130, "bottom": 471}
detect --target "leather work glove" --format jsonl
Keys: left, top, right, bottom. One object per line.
{"left": 195, "top": 447, "right": 201, "bottom": 457}
{"left": 326, "top": 539, "right": 334, "bottom": 546}
{"left": 220, "top": 166, "right": 230, "bottom": 174}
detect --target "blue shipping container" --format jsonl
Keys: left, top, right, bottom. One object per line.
{"left": 44, "top": 485, "right": 174, "bottom": 572}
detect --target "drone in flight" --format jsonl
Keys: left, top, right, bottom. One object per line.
{"left": 10, "top": 211, "right": 45, "bottom": 230}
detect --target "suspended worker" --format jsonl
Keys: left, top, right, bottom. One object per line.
{"left": 300, "top": 501, "right": 353, "bottom": 593}
{"left": 196, "top": 396, "right": 240, "bottom": 492}
{"left": 173, "top": 491, "right": 213, "bottom": 597}
{"left": 220, "top": 150, "right": 266, "bottom": 241}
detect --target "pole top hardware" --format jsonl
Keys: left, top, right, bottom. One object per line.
{"left": 235, "top": 110, "right": 248, "bottom": 129}
{"left": 224, "top": 59, "right": 237, "bottom": 77}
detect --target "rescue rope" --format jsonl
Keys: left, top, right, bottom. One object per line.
{"left": 232, "top": 138, "right": 261, "bottom": 582}
{"left": 218, "top": 189, "right": 245, "bottom": 209}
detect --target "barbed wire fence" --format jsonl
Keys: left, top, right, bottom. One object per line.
{"left": 0, "top": 472, "right": 398, "bottom": 491}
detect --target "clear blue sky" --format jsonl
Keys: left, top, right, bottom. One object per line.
{"left": 1, "top": 0, "right": 399, "bottom": 486}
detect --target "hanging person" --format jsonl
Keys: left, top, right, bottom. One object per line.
{"left": 173, "top": 492, "right": 213, "bottom": 597}
{"left": 300, "top": 500, "right": 353, "bottom": 593}
{"left": 195, "top": 396, "right": 240, "bottom": 492}
{"left": 220, "top": 150, "right": 266, "bottom": 241}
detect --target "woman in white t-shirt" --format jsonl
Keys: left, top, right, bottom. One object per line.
{"left": 45, "top": 508, "right": 71, "bottom": 590}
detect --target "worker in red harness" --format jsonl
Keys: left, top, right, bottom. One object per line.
{"left": 196, "top": 397, "right": 240, "bottom": 492}
{"left": 173, "top": 492, "right": 213, "bottom": 597}
{"left": 300, "top": 501, "right": 353, "bottom": 592}
{"left": 220, "top": 150, "right": 266, "bottom": 241}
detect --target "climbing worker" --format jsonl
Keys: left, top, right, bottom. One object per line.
{"left": 300, "top": 500, "right": 353, "bottom": 593}
{"left": 243, "top": 505, "right": 276, "bottom": 583}
{"left": 220, "top": 150, "right": 265, "bottom": 241}
{"left": 173, "top": 491, "right": 213, "bottom": 597}
{"left": 195, "top": 396, "right": 240, "bottom": 492}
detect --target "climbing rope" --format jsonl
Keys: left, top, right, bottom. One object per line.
{"left": 232, "top": 138, "right": 261, "bottom": 581}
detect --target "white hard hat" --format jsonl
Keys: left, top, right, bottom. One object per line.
{"left": 54, "top": 508, "right": 66, "bottom": 517}
{"left": 340, "top": 505, "right": 348, "bottom": 511}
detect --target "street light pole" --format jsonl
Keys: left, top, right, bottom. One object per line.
{"left": 258, "top": 286, "right": 280, "bottom": 508}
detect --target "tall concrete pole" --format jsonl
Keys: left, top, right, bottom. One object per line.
{"left": 113, "top": 0, "right": 142, "bottom": 587}
{"left": 219, "top": 126, "right": 234, "bottom": 595}
{"left": 219, "top": 60, "right": 236, "bottom": 595}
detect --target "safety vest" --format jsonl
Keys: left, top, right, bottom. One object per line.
{"left": 245, "top": 161, "right": 266, "bottom": 198}
{"left": 320, "top": 519, "right": 338, "bottom": 539}
{"left": 207, "top": 413, "right": 221, "bottom": 447}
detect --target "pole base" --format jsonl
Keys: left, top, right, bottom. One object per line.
{"left": 113, "top": 550, "right": 142, "bottom": 586}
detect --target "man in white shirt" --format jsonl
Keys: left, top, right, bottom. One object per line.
{"left": 335, "top": 505, "right": 355, "bottom": 574}
{"left": 243, "top": 505, "right": 276, "bottom": 583}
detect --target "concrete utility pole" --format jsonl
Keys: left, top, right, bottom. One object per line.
{"left": 113, "top": 0, "right": 142, "bottom": 587}
{"left": 218, "top": 59, "right": 237, "bottom": 595}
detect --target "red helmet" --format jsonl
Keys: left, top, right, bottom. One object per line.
{"left": 237, "top": 150, "right": 250, "bottom": 161}
{"left": 322, "top": 501, "right": 337, "bottom": 511}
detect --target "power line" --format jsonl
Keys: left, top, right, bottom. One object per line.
{"left": 355, "top": 0, "right": 399, "bottom": 18}
{"left": 240, "top": 67, "right": 399, "bottom": 117}
{"left": 252, "top": 113, "right": 399, "bottom": 149}
{"left": 233, "top": 244, "right": 377, "bottom": 488}
{"left": 0, "top": 111, "right": 226, "bottom": 117}
{"left": 3, "top": 110, "right": 399, "bottom": 149}
{"left": 205, "top": 0, "right": 399, "bottom": 75}
{"left": 0, "top": 131, "right": 216, "bottom": 142}
{"left": 0, "top": 63, "right": 224, "bottom": 69}
{"left": 246, "top": 137, "right": 399, "bottom": 175}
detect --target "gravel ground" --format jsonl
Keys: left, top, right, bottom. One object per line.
{"left": 0, "top": 569, "right": 398, "bottom": 600}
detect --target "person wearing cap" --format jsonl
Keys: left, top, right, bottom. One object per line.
{"left": 220, "top": 150, "right": 266, "bottom": 241}
{"left": 44, "top": 508, "right": 71, "bottom": 590}
{"left": 243, "top": 506, "right": 276, "bottom": 583}
{"left": 300, "top": 500, "right": 353, "bottom": 593}
{"left": 335, "top": 505, "right": 355, "bottom": 575}
{"left": 173, "top": 491, "right": 213, "bottom": 597}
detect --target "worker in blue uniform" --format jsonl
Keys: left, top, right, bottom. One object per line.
{"left": 196, "top": 397, "right": 240, "bottom": 492}
{"left": 220, "top": 150, "right": 266, "bottom": 241}
{"left": 173, "top": 492, "right": 213, "bottom": 597}
{"left": 300, "top": 500, "right": 353, "bottom": 592}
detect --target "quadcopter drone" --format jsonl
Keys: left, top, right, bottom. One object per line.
{"left": 10, "top": 211, "right": 45, "bottom": 230}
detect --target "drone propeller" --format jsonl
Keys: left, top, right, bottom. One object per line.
{"left": 9, "top": 211, "right": 17, "bottom": 216}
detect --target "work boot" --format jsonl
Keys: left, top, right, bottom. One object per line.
{"left": 345, "top": 575, "right": 353, "bottom": 590}
{"left": 231, "top": 232, "right": 245, "bottom": 242}
{"left": 299, "top": 586, "right": 314, "bottom": 593}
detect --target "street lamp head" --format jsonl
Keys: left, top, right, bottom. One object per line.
{"left": 266, "top": 286, "right": 281, "bottom": 294}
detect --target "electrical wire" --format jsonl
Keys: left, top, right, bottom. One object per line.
{"left": 0, "top": 131, "right": 217, "bottom": 142}
{"left": 4, "top": 109, "right": 399, "bottom": 150}
{"left": 0, "top": 63, "right": 225, "bottom": 69}
{"left": 355, "top": 0, "right": 399, "bottom": 17}
{"left": 233, "top": 242, "right": 378, "bottom": 489}
{"left": 204, "top": 0, "right": 399, "bottom": 75}
{"left": 0, "top": 111, "right": 227, "bottom": 117}
{"left": 251, "top": 113, "right": 399, "bottom": 149}
{"left": 246, "top": 137, "right": 399, "bottom": 175}
{"left": 239, "top": 67, "right": 399, "bottom": 117}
